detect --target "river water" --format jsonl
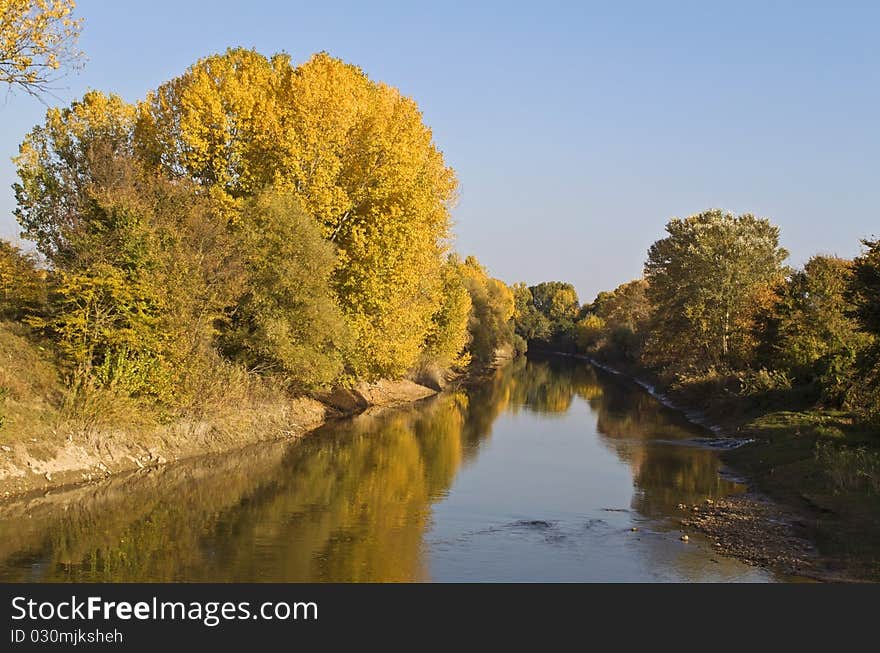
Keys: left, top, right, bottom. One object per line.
{"left": 0, "top": 355, "right": 781, "bottom": 582}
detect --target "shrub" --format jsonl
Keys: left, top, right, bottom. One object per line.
{"left": 736, "top": 367, "right": 793, "bottom": 396}
{"left": 845, "top": 352, "right": 880, "bottom": 425}
{"left": 30, "top": 264, "right": 173, "bottom": 403}
{"left": 219, "top": 189, "right": 349, "bottom": 390}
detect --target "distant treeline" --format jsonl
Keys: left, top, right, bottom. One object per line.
{"left": 0, "top": 49, "right": 518, "bottom": 425}
{"left": 512, "top": 209, "right": 880, "bottom": 426}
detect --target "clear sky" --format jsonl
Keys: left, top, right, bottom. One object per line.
{"left": 1, "top": 0, "right": 877, "bottom": 302}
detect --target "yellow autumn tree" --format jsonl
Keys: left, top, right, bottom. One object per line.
{"left": 135, "top": 49, "right": 290, "bottom": 216}
{"left": 459, "top": 256, "right": 515, "bottom": 368}
{"left": 136, "top": 49, "right": 458, "bottom": 379}
{"left": 0, "top": 0, "right": 83, "bottom": 96}
{"left": 419, "top": 254, "right": 473, "bottom": 377}
{"left": 283, "top": 54, "right": 454, "bottom": 378}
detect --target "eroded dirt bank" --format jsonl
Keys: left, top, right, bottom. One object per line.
{"left": 0, "top": 378, "right": 436, "bottom": 500}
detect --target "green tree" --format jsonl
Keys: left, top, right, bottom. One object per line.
{"left": 851, "top": 239, "right": 880, "bottom": 336}
{"left": 32, "top": 263, "right": 169, "bottom": 399}
{"left": 14, "top": 91, "right": 137, "bottom": 264}
{"left": 18, "top": 123, "right": 246, "bottom": 406}
{"left": 771, "top": 256, "right": 869, "bottom": 404}
{"left": 644, "top": 210, "right": 788, "bottom": 370}
{"left": 529, "top": 281, "right": 579, "bottom": 324}
{"left": 847, "top": 239, "right": 880, "bottom": 422}
{"left": 584, "top": 278, "right": 652, "bottom": 362}
{"left": 219, "top": 189, "right": 348, "bottom": 390}
{"left": 591, "top": 279, "right": 651, "bottom": 332}
{"left": 511, "top": 282, "right": 550, "bottom": 344}
{"left": 518, "top": 281, "right": 580, "bottom": 350}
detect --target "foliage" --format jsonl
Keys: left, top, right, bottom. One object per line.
{"left": 420, "top": 255, "right": 472, "bottom": 372}
{"left": 0, "top": 0, "right": 82, "bottom": 96}
{"left": 851, "top": 239, "right": 880, "bottom": 336}
{"left": 11, "top": 49, "right": 490, "bottom": 412}
{"left": 511, "top": 280, "right": 580, "bottom": 351}
{"left": 14, "top": 90, "right": 137, "bottom": 263}
{"left": 591, "top": 279, "right": 650, "bottom": 330}
{"left": 580, "top": 279, "right": 651, "bottom": 362}
{"left": 30, "top": 263, "right": 170, "bottom": 401}
{"left": 511, "top": 282, "right": 550, "bottom": 344}
{"left": 220, "top": 189, "right": 348, "bottom": 390}
{"left": 644, "top": 209, "right": 788, "bottom": 371}
{"left": 529, "top": 281, "right": 579, "bottom": 324}
{"left": 137, "top": 49, "right": 457, "bottom": 379}
{"left": 0, "top": 240, "right": 45, "bottom": 319}
{"left": 574, "top": 314, "right": 605, "bottom": 351}
{"left": 460, "top": 256, "right": 515, "bottom": 368}
{"left": 768, "top": 256, "right": 870, "bottom": 405}
{"left": 845, "top": 347, "right": 880, "bottom": 425}
{"left": 18, "top": 140, "right": 176, "bottom": 403}
{"left": 18, "top": 137, "right": 247, "bottom": 408}
{"left": 847, "top": 240, "right": 880, "bottom": 422}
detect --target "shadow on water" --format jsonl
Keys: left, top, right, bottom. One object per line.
{"left": 0, "top": 355, "right": 770, "bottom": 582}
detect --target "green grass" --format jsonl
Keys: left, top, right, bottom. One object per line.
{"left": 723, "top": 408, "right": 880, "bottom": 580}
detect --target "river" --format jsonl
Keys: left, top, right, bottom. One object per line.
{"left": 0, "top": 355, "right": 783, "bottom": 582}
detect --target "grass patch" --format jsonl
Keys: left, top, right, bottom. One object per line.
{"left": 724, "top": 408, "right": 880, "bottom": 579}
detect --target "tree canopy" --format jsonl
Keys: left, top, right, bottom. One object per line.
{"left": 133, "top": 49, "right": 457, "bottom": 379}
{"left": 644, "top": 209, "right": 788, "bottom": 370}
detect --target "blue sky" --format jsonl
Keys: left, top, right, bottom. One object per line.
{"left": 1, "top": 0, "right": 877, "bottom": 301}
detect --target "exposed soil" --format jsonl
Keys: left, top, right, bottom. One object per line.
{"left": 0, "top": 379, "right": 437, "bottom": 501}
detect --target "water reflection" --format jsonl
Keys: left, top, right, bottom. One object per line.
{"left": 0, "top": 356, "right": 771, "bottom": 582}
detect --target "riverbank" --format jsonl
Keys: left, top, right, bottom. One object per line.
{"left": 0, "top": 375, "right": 438, "bottom": 501}
{"left": 0, "top": 310, "right": 518, "bottom": 502}
{"left": 569, "top": 353, "right": 880, "bottom": 581}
